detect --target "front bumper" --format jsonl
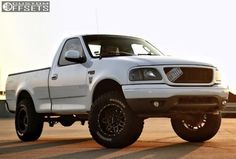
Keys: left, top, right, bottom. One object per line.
{"left": 122, "top": 84, "right": 229, "bottom": 117}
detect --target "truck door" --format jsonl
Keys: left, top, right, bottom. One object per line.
{"left": 49, "top": 38, "right": 89, "bottom": 113}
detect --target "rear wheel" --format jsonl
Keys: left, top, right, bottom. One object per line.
{"left": 171, "top": 113, "right": 221, "bottom": 142}
{"left": 89, "top": 91, "right": 144, "bottom": 148}
{"left": 15, "top": 99, "right": 44, "bottom": 141}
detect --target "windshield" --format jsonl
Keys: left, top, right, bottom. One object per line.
{"left": 83, "top": 35, "right": 164, "bottom": 58}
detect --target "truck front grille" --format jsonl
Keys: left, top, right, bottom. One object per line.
{"left": 164, "top": 67, "right": 213, "bottom": 84}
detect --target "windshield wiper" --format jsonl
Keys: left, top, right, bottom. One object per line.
{"left": 99, "top": 51, "right": 133, "bottom": 59}
{"left": 117, "top": 51, "right": 133, "bottom": 56}
{"left": 137, "top": 53, "right": 156, "bottom": 56}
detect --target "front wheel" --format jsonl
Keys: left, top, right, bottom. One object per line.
{"left": 171, "top": 113, "right": 221, "bottom": 142}
{"left": 88, "top": 92, "right": 144, "bottom": 148}
{"left": 15, "top": 99, "right": 44, "bottom": 141}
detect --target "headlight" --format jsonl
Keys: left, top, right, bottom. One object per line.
{"left": 129, "top": 68, "right": 162, "bottom": 81}
{"left": 215, "top": 69, "right": 222, "bottom": 84}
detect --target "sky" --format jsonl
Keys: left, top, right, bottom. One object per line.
{"left": 0, "top": 0, "right": 236, "bottom": 93}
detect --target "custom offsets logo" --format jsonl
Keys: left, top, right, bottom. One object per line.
{"left": 2, "top": 1, "right": 50, "bottom": 12}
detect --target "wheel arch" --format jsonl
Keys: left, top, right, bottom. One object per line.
{"left": 92, "top": 79, "right": 124, "bottom": 103}
{"left": 16, "top": 90, "right": 35, "bottom": 109}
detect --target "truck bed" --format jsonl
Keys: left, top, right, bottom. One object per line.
{"left": 6, "top": 67, "right": 51, "bottom": 113}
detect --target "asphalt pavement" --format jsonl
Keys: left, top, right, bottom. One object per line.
{"left": 1, "top": 118, "right": 236, "bottom": 159}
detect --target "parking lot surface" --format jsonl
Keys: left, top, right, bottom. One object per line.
{"left": 1, "top": 118, "right": 236, "bottom": 159}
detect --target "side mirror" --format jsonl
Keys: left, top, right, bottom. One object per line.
{"left": 65, "top": 50, "right": 86, "bottom": 63}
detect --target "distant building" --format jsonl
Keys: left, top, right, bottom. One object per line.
{"left": 0, "top": 68, "right": 7, "bottom": 100}
{"left": 0, "top": 68, "right": 13, "bottom": 118}
{"left": 0, "top": 100, "right": 13, "bottom": 118}
{"left": 0, "top": 91, "right": 6, "bottom": 100}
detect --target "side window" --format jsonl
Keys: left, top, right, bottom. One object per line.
{"left": 59, "top": 38, "right": 84, "bottom": 66}
{"left": 88, "top": 44, "right": 101, "bottom": 57}
{"left": 131, "top": 44, "right": 151, "bottom": 55}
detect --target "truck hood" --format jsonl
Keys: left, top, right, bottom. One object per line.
{"left": 112, "top": 56, "right": 214, "bottom": 67}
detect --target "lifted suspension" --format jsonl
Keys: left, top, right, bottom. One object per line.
{"left": 44, "top": 114, "right": 88, "bottom": 127}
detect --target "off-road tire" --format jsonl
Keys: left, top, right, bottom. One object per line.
{"left": 171, "top": 113, "right": 221, "bottom": 142}
{"left": 15, "top": 98, "right": 44, "bottom": 141}
{"left": 89, "top": 91, "right": 144, "bottom": 148}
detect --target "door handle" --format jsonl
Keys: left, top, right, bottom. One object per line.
{"left": 51, "top": 74, "right": 58, "bottom": 80}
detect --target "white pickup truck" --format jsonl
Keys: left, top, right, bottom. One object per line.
{"left": 6, "top": 34, "right": 229, "bottom": 148}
